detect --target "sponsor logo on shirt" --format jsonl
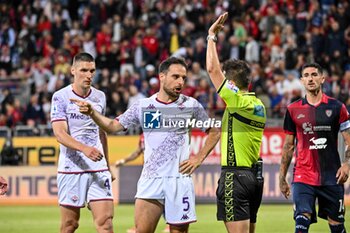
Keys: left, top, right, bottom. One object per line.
{"left": 302, "top": 122, "right": 331, "bottom": 134}
{"left": 302, "top": 122, "right": 313, "bottom": 134}
{"left": 297, "top": 114, "right": 305, "bottom": 119}
{"left": 70, "top": 113, "right": 90, "bottom": 120}
{"left": 309, "top": 137, "right": 327, "bottom": 150}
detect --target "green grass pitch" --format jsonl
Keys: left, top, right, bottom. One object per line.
{"left": 0, "top": 204, "right": 349, "bottom": 232}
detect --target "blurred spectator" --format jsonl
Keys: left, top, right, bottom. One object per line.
{"left": 232, "top": 17, "right": 247, "bottom": 47}
{"left": 0, "top": 45, "right": 11, "bottom": 75}
{"left": 0, "top": 136, "right": 20, "bottom": 166}
{"left": 24, "top": 93, "right": 46, "bottom": 126}
{"left": 30, "top": 58, "right": 53, "bottom": 94}
{"left": 0, "top": 19, "right": 16, "bottom": 50}
{"left": 227, "top": 36, "right": 244, "bottom": 60}
{"left": 216, "top": 31, "right": 230, "bottom": 62}
{"left": 191, "top": 62, "right": 210, "bottom": 85}
{"left": 51, "top": 14, "right": 69, "bottom": 49}
{"left": 193, "top": 37, "right": 207, "bottom": 66}
{"left": 107, "top": 91, "right": 127, "bottom": 117}
{"left": 0, "top": 0, "right": 349, "bottom": 133}
{"left": 259, "top": 6, "right": 285, "bottom": 40}
{"left": 326, "top": 20, "right": 347, "bottom": 59}
{"left": 245, "top": 34, "right": 260, "bottom": 63}
{"left": 194, "top": 79, "right": 212, "bottom": 109}
{"left": 96, "top": 44, "right": 111, "bottom": 70}
{"left": 127, "top": 85, "right": 145, "bottom": 108}
{"left": 112, "top": 14, "right": 122, "bottom": 42}
{"left": 283, "top": 36, "right": 299, "bottom": 75}
{"left": 148, "top": 77, "right": 159, "bottom": 96}
{"left": 142, "top": 27, "right": 159, "bottom": 60}
{"left": 294, "top": 2, "right": 309, "bottom": 36}
{"left": 133, "top": 36, "right": 150, "bottom": 80}
{"left": 82, "top": 30, "right": 97, "bottom": 59}
{"left": 96, "top": 22, "right": 112, "bottom": 54}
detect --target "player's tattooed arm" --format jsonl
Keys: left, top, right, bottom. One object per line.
{"left": 342, "top": 128, "right": 350, "bottom": 164}
{"left": 337, "top": 128, "right": 350, "bottom": 184}
{"left": 279, "top": 134, "right": 295, "bottom": 180}
{"left": 279, "top": 134, "right": 295, "bottom": 199}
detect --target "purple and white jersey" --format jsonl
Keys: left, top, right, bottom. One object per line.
{"left": 118, "top": 94, "right": 210, "bottom": 179}
{"left": 51, "top": 85, "right": 108, "bottom": 173}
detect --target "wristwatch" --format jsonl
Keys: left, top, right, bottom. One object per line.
{"left": 206, "top": 34, "right": 217, "bottom": 43}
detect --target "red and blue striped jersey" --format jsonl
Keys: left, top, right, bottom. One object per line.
{"left": 284, "top": 94, "right": 350, "bottom": 186}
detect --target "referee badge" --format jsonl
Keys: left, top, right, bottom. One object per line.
{"left": 325, "top": 110, "right": 332, "bottom": 117}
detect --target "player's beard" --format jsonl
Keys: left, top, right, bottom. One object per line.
{"left": 163, "top": 85, "right": 181, "bottom": 99}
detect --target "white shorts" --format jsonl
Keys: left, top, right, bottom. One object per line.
{"left": 135, "top": 176, "right": 196, "bottom": 225}
{"left": 57, "top": 171, "right": 113, "bottom": 207}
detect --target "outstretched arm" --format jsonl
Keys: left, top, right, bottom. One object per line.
{"left": 279, "top": 134, "right": 295, "bottom": 199}
{"left": 206, "top": 12, "right": 228, "bottom": 90}
{"left": 115, "top": 146, "right": 144, "bottom": 167}
{"left": 179, "top": 127, "right": 221, "bottom": 174}
{"left": 70, "top": 99, "right": 124, "bottom": 134}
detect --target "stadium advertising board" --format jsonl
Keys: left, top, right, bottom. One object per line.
{"left": 1, "top": 165, "right": 350, "bottom": 205}
{"left": 118, "top": 165, "right": 350, "bottom": 204}
{"left": 0, "top": 166, "right": 119, "bottom": 205}
{"left": 0, "top": 136, "right": 142, "bottom": 166}
{"left": 0, "top": 128, "right": 286, "bottom": 166}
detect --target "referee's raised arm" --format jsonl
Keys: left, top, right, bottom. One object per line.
{"left": 206, "top": 12, "right": 228, "bottom": 90}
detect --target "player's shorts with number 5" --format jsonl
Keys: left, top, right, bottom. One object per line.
{"left": 136, "top": 175, "right": 196, "bottom": 224}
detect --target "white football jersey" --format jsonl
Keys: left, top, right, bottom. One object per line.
{"left": 118, "top": 94, "right": 210, "bottom": 178}
{"left": 51, "top": 85, "right": 108, "bottom": 173}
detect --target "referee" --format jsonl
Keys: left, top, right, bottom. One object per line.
{"left": 206, "top": 12, "right": 266, "bottom": 233}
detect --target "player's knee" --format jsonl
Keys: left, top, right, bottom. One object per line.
{"left": 329, "top": 223, "right": 346, "bottom": 233}
{"left": 61, "top": 219, "right": 79, "bottom": 233}
{"left": 94, "top": 214, "right": 113, "bottom": 231}
{"left": 295, "top": 214, "right": 311, "bottom": 233}
{"left": 169, "top": 223, "right": 189, "bottom": 233}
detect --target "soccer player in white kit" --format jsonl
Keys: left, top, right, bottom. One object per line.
{"left": 72, "top": 56, "right": 220, "bottom": 233}
{"left": 51, "top": 53, "right": 114, "bottom": 233}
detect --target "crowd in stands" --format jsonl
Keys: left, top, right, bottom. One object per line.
{"left": 0, "top": 0, "right": 350, "bottom": 132}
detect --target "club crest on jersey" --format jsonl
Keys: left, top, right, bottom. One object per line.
{"left": 178, "top": 103, "right": 185, "bottom": 110}
{"left": 143, "top": 110, "right": 161, "bottom": 129}
{"left": 325, "top": 110, "right": 332, "bottom": 117}
{"left": 71, "top": 195, "right": 79, "bottom": 202}
{"left": 227, "top": 81, "right": 239, "bottom": 93}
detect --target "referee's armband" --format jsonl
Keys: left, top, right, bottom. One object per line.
{"left": 340, "top": 120, "right": 350, "bottom": 132}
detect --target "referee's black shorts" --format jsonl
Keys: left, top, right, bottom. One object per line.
{"left": 216, "top": 167, "right": 264, "bottom": 223}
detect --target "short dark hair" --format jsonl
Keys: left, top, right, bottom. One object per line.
{"left": 301, "top": 62, "right": 323, "bottom": 75}
{"left": 222, "top": 59, "right": 251, "bottom": 89}
{"left": 158, "top": 56, "right": 188, "bottom": 74}
{"left": 73, "top": 52, "right": 95, "bottom": 65}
